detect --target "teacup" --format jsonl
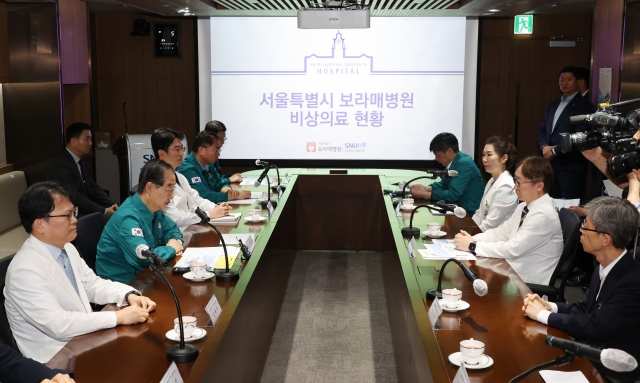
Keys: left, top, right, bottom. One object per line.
{"left": 402, "top": 198, "right": 414, "bottom": 209}
{"left": 189, "top": 262, "right": 208, "bottom": 278}
{"left": 427, "top": 222, "right": 442, "bottom": 236}
{"left": 249, "top": 209, "right": 262, "bottom": 221}
{"left": 174, "top": 316, "right": 197, "bottom": 338}
{"left": 441, "top": 288, "right": 462, "bottom": 309}
{"left": 460, "top": 338, "right": 485, "bottom": 365}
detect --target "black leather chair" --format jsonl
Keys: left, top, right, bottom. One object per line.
{"left": 527, "top": 208, "right": 582, "bottom": 302}
{"left": 71, "top": 212, "right": 107, "bottom": 273}
{"left": 0, "top": 254, "right": 19, "bottom": 350}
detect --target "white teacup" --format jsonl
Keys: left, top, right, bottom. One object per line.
{"left": 398, "top": 182, "right": 406, "bottom": 190}
{"left": 441, "top": 288, "right": 462, "bottom": 309}
{"left": 427, "top": 222, "right": 442, "bottom": 236}
{"left": 174, "top": 316, "right": 197, "bottom": 338}
{"left": 460, "top": 338, "right": 485, "bottom": 365}
{"left": 189, "top": 262, "right": 208, "bottom": 278}
{"left": 402, "top": 198, "right": 414, "bottom": 209}
{"left": 249, "top": 209, "right": 262, "bottom": 221}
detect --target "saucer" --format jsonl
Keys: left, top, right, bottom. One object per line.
{"left": 183, "top": 271, "right": 214, "bottom": 282}
{"left": 448, "top": 352, "right": 494, "bottom": 369}
{"left": 165, "top": 327, "right": 206, "bottom": 342}
{"left": 244, "top": 216, "right": 267, "bottom": 222}
{"left": 423, "top": 230, "right": 447, "bottom": 238}
{"left": 438, "top": 299, "right": 470, "bottom": 312}
{"left": 400, "top": 205, "right": 415, "bottom": 211}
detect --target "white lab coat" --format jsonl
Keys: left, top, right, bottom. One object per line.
{"left": 4, "top": 236, "right": 133, "bottom": 362}
{"left": 472, "top": 171, "right": 518, "bottom": 232}
{"left": 473, "top": 194, "right": 563, "bottom": 285}
{"left": 166, "top": 172, "right": 217, "bottom": 231}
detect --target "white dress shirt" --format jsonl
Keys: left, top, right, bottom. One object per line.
{"left": 4, "top": 236, "right": 135, "bottom": 362}
{"left": 472, "top": 171, "right": 518, "bottom": 232}
{"left": 165, "top": 172, "right": 218, "bottom": 231}
{"left": 472, "top": 194, "right": 564, "bottom": 285}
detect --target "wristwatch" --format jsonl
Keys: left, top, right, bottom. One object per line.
{"left": 468, "top": 241, "right": 477, "bottom": 255}
{"left": 125, "top": 290, "right": 141, "bottom": 305}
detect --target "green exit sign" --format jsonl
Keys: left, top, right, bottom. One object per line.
{"left": 514, "top": 15, "right": 533, "bottom": 34}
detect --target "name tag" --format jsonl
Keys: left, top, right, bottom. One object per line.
{"left": 205, "top": 294, "right": 222, "bottom": 326}
{"left": 452, "top": 364, "right": 470, "bottom": 383}
{"left": 427, "top": 298, "right": 443, "bottom": 329}
{"left": 407, "top": 237, "right": 417, "bottom": 258}
{"left": 267, "top": 201, "right": 274, "bottom": 217}
{"left": 160, "top": 361, "right": 183, "bottom": 383}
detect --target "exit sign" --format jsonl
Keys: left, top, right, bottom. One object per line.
{"left": 514, "top": 15, "right": 533, "bottom": 35}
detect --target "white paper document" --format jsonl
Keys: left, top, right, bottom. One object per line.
{"left": 175, "top": 247, "right": 241, "bottom": 269}
{"left": 539, "top": 370, "right": 588, "bottom": 383}
{"left": 603, "top": 179, "right": 624, "bottom": 197}
{"left": 227, "top": 199, "right": 258, "bottom": 205}
{"left": 552, "top": 199, "right": 580, "bottom": 210}
{"left": 220, "top": 233, "right": 254, "bottom": 246}
{"left": 419, "top": 239, "right": 476, "bottom": 260}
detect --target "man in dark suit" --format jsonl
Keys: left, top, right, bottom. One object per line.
{"left": 523, "top": 196, "right": 640, "bottom": 380}
{"left": 537, "top": 66, "right": 596, "bottom": 199}
{"left": 47, "top": 123, "right": 117, "bottom": 217}
{"left": 0, "top": 342, "right": 74, "bottom": 382}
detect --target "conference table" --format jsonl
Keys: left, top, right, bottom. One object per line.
{"left": 46, "top": 168, "right": 607, "bottom": 382}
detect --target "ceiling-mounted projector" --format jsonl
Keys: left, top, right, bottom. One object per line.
{"left": 298, "top": 0, "right": 370, "bottom": 29}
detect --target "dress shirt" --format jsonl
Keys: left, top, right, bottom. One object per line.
{"left": 471, "top": 171, "right": 518, "bottom": 232}
{"left": 552, "top": 92, "right": 578, "bottom": 134}
{"left": 65, "top": 148, "right": 83, "bottom": 181}
{"left": 5, "top": 236, "right": 134, "bottom": 362}
{"left": 166, "top": 172, "right": 218, "bottom": 231}
{"left": 472, "top": 193, "right": 563, "bottom": 284}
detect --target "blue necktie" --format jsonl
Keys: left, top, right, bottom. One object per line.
{"left": 60, "top": 249, "right": 80, "bottom": 297}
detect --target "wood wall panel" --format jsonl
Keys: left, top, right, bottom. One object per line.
{"left": 63, "top": 84, "right": 91, "bottom": 125}
{"left": 58, "top": 0, "right": 89, "bottom": 84}
{"left": 592, "top": 0, "right": 624, "bottom": 105}
{"left": 478, "top": 14, "right": 592, "bottom": 165}
{"left": 0, "top": 3, "right": 9, "bottom": 83}
{"left": 92, "top": 14, "right": 197, "bottom": 146}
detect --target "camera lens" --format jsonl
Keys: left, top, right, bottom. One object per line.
{"left": 560, "top": 132, "right": 601, "bottom": 153}
{"left": 608, "top": 151, "right": 640, "bottom": 178}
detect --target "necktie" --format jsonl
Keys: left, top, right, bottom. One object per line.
{"left": 518, "top": 206, "right": 529, "bottom": 230}
{"left": 78, "top": 159, "right": 90, "bottom": 194}
{"left": 60, "top": 249, "right": 80, "bottom": 298}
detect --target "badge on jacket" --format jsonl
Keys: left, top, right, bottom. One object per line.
{"left": 192, "top": 177, "right": 201, "bottom": 183}
{"left": 132, "top": 228, "right": 144, "bottom": 237}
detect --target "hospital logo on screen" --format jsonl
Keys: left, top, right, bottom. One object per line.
{"left": 307, "top": 142, "right": 316, "bottom": 152}
{"left": 344, "top": 142, "right": 366, "bottom": 153}
{"left": 307, "top": 32, "right": 369, "bottom": 77}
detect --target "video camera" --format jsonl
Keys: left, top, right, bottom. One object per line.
{"left": 559, "top": 98, "right": 640, "bottom": 177}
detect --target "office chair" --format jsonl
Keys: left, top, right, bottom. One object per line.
{"left": 527, "top": 208, "right": 581, "bottom": 303}
{"left": 0, "top": 254, "right": 19, "bottom": 350}
{"left": 71, "top": 212, "right": 107, "bottom": 274}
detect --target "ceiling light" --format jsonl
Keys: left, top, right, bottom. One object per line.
{"left": 488, "top": 9, "right": 500, "bottom": 12}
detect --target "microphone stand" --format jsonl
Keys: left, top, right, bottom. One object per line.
{"left": 260, "top": 168, "right": 277, "bottom": 208}
{"left": 270, "top": 164, "right": 285, "bottom": 193}
{"left": 508, "top": 353, "right": 575, "bottom": 383}
{"left": 148, "top": 263, "right": 199, "bottom": 363}
{"left": 394, "top": 175, "right": 439, "bottom": 208}
{"left": 426, "top": 258, "right": 478, "bottom": 300}
{"left": 195, "top": 208, "right": 239, "bottom": 282}
{"left": 401, "top": 205, "right": 430, "bottom": 237}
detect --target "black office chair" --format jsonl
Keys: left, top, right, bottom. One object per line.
{"left": 527, "top": 208, "right": 581, "bottom": 303}
{"left": 71, "top": 212, "right": 107, "bottom": 273}
{"left": 0, "top": 254, "right": 19, "bottom": 351}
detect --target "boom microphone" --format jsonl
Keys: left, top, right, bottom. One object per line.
{"left": 135, "top": 244, "right": 168, "bottom": 267}
{"left": 254, "top": 167, "right": 270, "bottom": 188}
{"left": 545, "top": 336, "right": 638, "bottom": 372}
{"left": 434, "top": 201, "right": 467, "bottom": 218}
{"left": 426, "top": 169, "right": 459, "bottom": 177}
{"left": 255, "top": 159, "right": 269, "bottom": 168}
{"left": 455, "top": 260, "right": 488, "bottom": 296}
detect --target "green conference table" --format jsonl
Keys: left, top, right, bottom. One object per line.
{"left": 46, "top": 168, "right": 605, "bottom": 383}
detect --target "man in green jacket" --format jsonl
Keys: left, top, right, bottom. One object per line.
{"left": 96, "top": 160, "right": 184, "bottom": 284}
{"left": 204, "top": 120, "right": 243, "bottom": 186}
{"left": 177, "top": 131, "right": 250, "bottom": 203}
{"left": 411, "top": 132, "right": 484, "bottom": 214}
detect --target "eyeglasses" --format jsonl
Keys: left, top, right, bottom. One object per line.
{"left": 170, "top": 146, "right": 185, "bottom": 153}
{"left": 162, "top": 185, "right": 177, "bottom": 194}
{"left": 513, "top": 177, "right": 535, "bottom": 187}
{"left": 218, "top": 136, "right": 227, "bottom": 143}
{"left": 47, "top": 206, "right": 78, "bottom": 222}
{"left": 204, "top": 146, "right": 221, "bottom": 154}
{"left": 580, "top": 221, "right": 609, "bottom": 235}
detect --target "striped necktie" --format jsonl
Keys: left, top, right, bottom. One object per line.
{"left": 60, "top": 249, "right": 80, "bottom": 297}
{"left": 518, "top": 206, "right": 529, "bottom": 230}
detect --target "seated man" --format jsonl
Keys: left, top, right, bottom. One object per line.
{"left": 523, "top": 196, "right": 640, "bottom": 379}
{"left": 204, "top": 120, "right": 243, "bottom": 185}
{"left": 151, "top": 127, "right": 231, "bottom": 231}
{"left": 0, "top": 342, "right": 74, "bottom": 383}
{"left": 177, "top": 131, "right": 251, "bottom": 203}
{"left": 96, "top": 160, "right": 184, "bottom": 284}
{"left": 5, "top": 182, "right": 155, "bottom": 363}
{"left": 453, "top": 156, "right": 563, "bottom": 285}
{"left": 410, "top": 132, "right": 484, "bottom": 213}
{"left": 46, "top": 123, "right": 118, "bottom": 218}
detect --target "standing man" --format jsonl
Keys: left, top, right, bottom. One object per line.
{"left": 454, "top": 157, "right": 563, "bottom": 285}
{"left": 575, "top": 66, "right": 591, "bottom": 98}
{"left": 177, "top": 131, "right": 251, "bottom": 203}
{"left": 410, "top": 133, "right": 484, "bottom": 214}
{"left": 537, "top": 66, "right": 596, "bottom": 199}
{"left": 6, "top": 182, "right": 155, "bottom": 363}
{"left": 523, "top": 197, "right": 640, "bottom": 380}
{"left": 204, "top": 120, "right": 243, "bottom": 185}
{"left": 47, "top": 123, "right": 118, "bottom": 218}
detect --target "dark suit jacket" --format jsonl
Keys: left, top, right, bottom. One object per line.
{"left": 0, "top": 342, "right": 69, "bottom": 383}
{"left": 46, "top": 149, "right": 114, "bottom": 216}
{"left": 537, "top": 92, "right": 596, "bottom": 171}
{"left": 549, "top": 252, "right": 640, "bottom": 379}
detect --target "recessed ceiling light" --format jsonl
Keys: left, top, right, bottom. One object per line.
{"left": 488, "top": 9, "right": 500, "bottom": 12}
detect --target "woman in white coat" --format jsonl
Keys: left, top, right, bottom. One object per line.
{"left": 472, "top": 136, "right": 519, "bottom": 231}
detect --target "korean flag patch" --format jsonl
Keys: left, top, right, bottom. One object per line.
{"left": 192, "top": 177, "right": 202, "bottom": 183}
{"left": 131, "top": 228, "right": 144, "bottom": 237}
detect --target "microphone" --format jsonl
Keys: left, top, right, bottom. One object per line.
{"left": 426, "top": 169, "right": 459, "bottom": 177}
{"left": 135, "top": 244, "right": 168, "bottom": 267}
{"left": 254, "top": 167, "right": 270, "bottom": 188}
{"left": 434, "top": 201, "right": 467, "bottom": 218}
{"left": 238, "top": 239, "right": 251, "bottom": 260}
{"left": 545, "top": 336, "right": 638, "bottom": 373}
{"left": 255, "top": 159, "right": 269, "bottom": 168}
{"left": 195, "top": 207, "right": 239, "bottom": 282}
{"left": 426, "top": 258, "right": 488, "bottom": 300}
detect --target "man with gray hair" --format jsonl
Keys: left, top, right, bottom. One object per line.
{"left": 523, "top": 196, "right": 640, "bottom": 378}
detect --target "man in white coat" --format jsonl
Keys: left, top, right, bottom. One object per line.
{"left": 151, "top": 127, "right": 231, "bottom": 231}
{"left": 454, "top": 156, "right": 563, "bottom": 285}
{"left": 5, "top": 182, "right": 156, "bottom": 363}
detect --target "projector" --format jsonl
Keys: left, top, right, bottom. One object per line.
{"left": 298, "top": 0, "right": 370, "bottom": 29}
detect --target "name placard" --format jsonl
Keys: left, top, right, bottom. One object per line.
{"left": 407, "top": 237, "right": 417, "bottom": 258}
{"left": 452, "top": 364, "right": 470, "bottom": 383}
{"left": 205, "top": 294, "right": 222, "bottom": 326}
{"left": 160, "top": 361, "right": 183, "bottom": 383}
{"left": 267, "top": 201, "right": 274, "bottom": 217}
{"left": 427, "top": 297, "right": 443, "bottom": 329}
